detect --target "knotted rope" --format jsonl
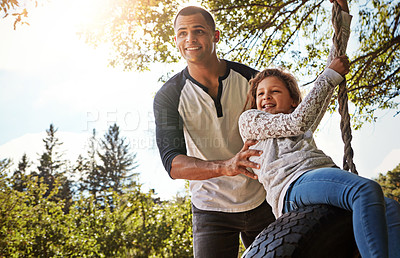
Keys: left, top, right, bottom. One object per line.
{"left": 332, "top": 2, "right": 358, "bottom": 174}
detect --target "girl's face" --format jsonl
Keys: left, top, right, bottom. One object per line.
{"left": 256, "top": 76, "right": 297, "bottom": 114}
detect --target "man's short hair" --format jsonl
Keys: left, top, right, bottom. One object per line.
{"left": 174, "top": 6, "right": 216, "bottom": 31}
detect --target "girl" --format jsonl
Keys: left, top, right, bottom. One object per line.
{"left": 239, "top": 2, "right": 400, "bottom": 257}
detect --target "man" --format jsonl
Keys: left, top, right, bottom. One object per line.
{"left": 153, "top": 6, "right": 275, "bottom": 257}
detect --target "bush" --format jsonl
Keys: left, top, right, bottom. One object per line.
{"left": 0, "top": 171, "right": 193, "bottom": 257}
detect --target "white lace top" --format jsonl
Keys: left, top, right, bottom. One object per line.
{"left": 239, "top": 11, "right": 352, "bottom": 218}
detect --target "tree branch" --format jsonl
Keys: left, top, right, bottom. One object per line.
{"left": 211, "top": 0, "right": 297, "bottom": 12}
{"left": 351, "top": 35, "right": 400, "bottom": 64}
{"left": 259, "top": 0, "right": 324, "bottom": 67}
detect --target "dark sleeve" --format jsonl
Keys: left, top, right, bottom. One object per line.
{"left": 226, "top": 60, "right": 259, "bottom": 80}
{"left": 153, "top": 73, "right": 187, "bottom": 178}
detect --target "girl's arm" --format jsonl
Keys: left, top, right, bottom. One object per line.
{"left": 239, "top": 11, "right": 352, "bottom": 141}
{"left": 309, "top": 9, "right": 352, "bottom": 132}
{"left": 239, "top": 68, "right": 343, "bottom": 140}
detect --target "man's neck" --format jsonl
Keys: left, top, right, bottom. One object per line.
{"left": 187, "top": 57, "right": 226, "bottom": 95}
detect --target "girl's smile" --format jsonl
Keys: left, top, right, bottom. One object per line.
{"left": 256, "top": 76, "right": 297, "bottom": 114}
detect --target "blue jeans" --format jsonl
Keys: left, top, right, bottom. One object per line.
{"left": 283, "top": 167, "right": 400, "bottom": 258}
{"left": 192, "top": 201, "right": 275, "bottom": 258}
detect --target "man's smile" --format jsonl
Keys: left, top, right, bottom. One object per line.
{"left": 185, "top": 46, "right": 202, "bottom": 51}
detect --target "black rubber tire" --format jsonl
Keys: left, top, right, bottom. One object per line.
{"left": 243, "top": 205, "right": 360, "bottom": 258}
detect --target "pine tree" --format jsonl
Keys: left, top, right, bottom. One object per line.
{"left": 0, "top": 158, "right": 12, "bottom": 174}
{"left": 97, "top": 123, "right": 138, "bottom": 196}
{"left": 12, "top": 153, "right": 30, "bottom": 192}
{"left": 37, "top": 124, "right": 73, "bottom": 212}
{"left": 37, "top": 124, "right": 62, "bottom": 194}
{"left": 76, "top": 125, "right": 139, "bottom": 206}
{"left": 75, "top": 129, "right": 102, "bottom": 201}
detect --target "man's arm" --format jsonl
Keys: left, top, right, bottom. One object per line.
{"left": 154, "top": 75, "right": 262, "bottom": 181}
{"left": 170, "top": 140, "right": 262, "bottom": 180}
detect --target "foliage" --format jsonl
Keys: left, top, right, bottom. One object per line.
{"left": 12, "top": 153, "right": 30, "bottom": 192}
{"left": 345, "top": 0, "right": 400, "bottom": 128}
{"left": 157, "top": 192, "right": 193, "bottom": 257}
{"left": 2, "top": 0, "right": 399, "bottom": 125}
{"left": 81, "top": 0, "right": 400, "bottom": 128}
{"left": 0, "top": 123, "right": 193, "bottom": 257}
{"left": 80, "top": 0, "right": 181, "bottom": 72}
{"left": 0, "top": 171, "right": 193, "bottom": 257}
{"left": 0, "top": 174, "right": 70, "bottom": 257}
{"left": 375, "top": 163, "right": 400, "bottom": 202}
{"left": 0, "top": 158, "right": 12, "bottom": 173}
{"left": 0, "top": 0, "right": 39, "bottom": 29}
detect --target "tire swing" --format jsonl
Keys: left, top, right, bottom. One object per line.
{"left": 243, "top": 3, "right": 360, "bottom": 258}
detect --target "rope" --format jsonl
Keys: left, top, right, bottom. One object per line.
{"left": 331, "top": 2, "right": 358, "bottom": 174}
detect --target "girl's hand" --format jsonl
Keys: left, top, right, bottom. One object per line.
{"left": 329, "top": 55, "right": 350, "bottom": 76}
{"left": 329, "top": 0, "right": 349, "bottom": 13}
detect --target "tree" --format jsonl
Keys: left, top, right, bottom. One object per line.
{"left": 0, "top": 122, "right": 195, "bottom": 256}
{"left": 0, "top": 170, "right": 73, "bottom": 257}
{"left": 37, "top": 124, "right": 73, "bottom": 212}
{"left": 12, "top": 153, "right": 31, "bottom": 192}
{"left": 37, "top": 124, "right": 63, "bottom": 195}
{"left": 375, "top": 163, "right": 400, "bottom": 202}
{"left": 0, "top": 158, "right": 12, "bottom": 173}
{"left": 75, "top": 129, "right": 103, "bottom": 201}
{"left": 75, "top": 124, "right": 139, "bottom": 206}
{"left": 79, "top": 0, "right": 180, "bottom": 72}
{"left": 159, "top": 192, "right": 193, "bottom": 257}
{"left": 0, "top": 166, "right": 195, "bottom": 257}
{"left": 77, "top": 123, "right": 140, "bottom": 207}
{"left": 97, "top": 123, "right": 138, "bottom": 193}
{"left": 0, "top": 0, "right": 39, "bottom": 29}
{"left": 81, "top": 0, "right": 400, "bottom": 128}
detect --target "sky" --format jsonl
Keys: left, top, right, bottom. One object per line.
{"left": 0, "top": 0, "right": 399, "bottom": 200}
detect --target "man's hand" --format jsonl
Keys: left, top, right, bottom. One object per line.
{"left": 222, "top": 140, "right": 262, "bottom": 179}
{"left": 170, "top": 140, "right": 262, "bottom": 180}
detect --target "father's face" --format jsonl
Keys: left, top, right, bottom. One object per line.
{"left": 174, "top": 13, "right": 219, "bottom": 64}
